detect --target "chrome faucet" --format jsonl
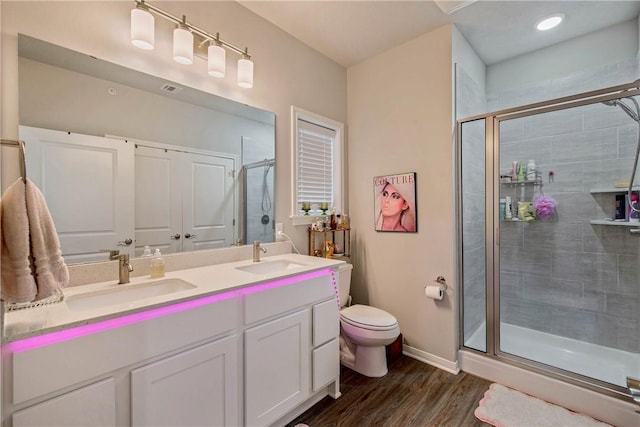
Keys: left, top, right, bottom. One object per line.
{"left": 113, "top": 253, "right": 134, "bottom": 284}
{"left": 252, "top": 241, "right": 267, "bottom": 262}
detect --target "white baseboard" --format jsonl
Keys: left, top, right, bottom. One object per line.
{"left": 459, "top": 349, "right": 640, "bottom": 427}
{"left": 402, "top": 344, "right": 460, "bottom": 374}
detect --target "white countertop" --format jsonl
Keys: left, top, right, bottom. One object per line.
{"left": 3, "top": 254, "right": 345, "bottom": 343}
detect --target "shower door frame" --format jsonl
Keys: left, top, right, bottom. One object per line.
{"left": 457, "top": 79, "right": 640, "bottom": 401}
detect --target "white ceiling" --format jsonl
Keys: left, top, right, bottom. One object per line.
{"left": 238, "top": 0, "right": 640, "bottom": 68}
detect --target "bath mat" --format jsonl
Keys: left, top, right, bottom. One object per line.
{"left": 474, "top": 383, "right": 612, "bottom": 427}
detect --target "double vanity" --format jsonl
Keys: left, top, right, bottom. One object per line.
{"left": 2, "top": 249, "right": 343, "bottom": 426}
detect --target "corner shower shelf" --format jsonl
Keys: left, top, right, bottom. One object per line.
{"left": 590, "top": 187, "right": 640, "bottom": 194}
{"left": 500, "top": 179, "right": 542, "bottom": 186}
{"left": 590, "top": 220, "right": 640, "bottom": 227}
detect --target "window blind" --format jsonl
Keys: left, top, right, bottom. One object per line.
{"left": 297, "top": 119, "right": 335, "bottom": 205}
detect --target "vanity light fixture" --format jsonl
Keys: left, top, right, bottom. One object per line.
{"left": 130, "top": 0, "right": 254, "bottom": 88}
{"left": 173, "top": 16, "right": 193, "bottom": 65}
{"left": 208, "top": 35, "right": 226, "bottom": 78}
{"left": 237, "top": 48, "right": 254, "bottom": 89}
{"left": 130, "top": 1, "right": 154, "bottom": 50}
{"left": 536, "top": 14, "right": 564, "bottom": 31}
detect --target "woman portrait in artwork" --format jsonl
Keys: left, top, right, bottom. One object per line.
{"left": 374, "top": 173, "right": 416, "bottom": 232}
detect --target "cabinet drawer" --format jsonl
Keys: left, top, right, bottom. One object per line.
{"left": 313, "top": 299, "right": 339, "bottom": 347}
{"left": 312, "top": 338, "right": 339, "bottom": 392}
{"left": 13, "top": 378, "right": 116, "bottom": 427}
{"left": 244, "top": 273, "right": 334, "bottom": 325}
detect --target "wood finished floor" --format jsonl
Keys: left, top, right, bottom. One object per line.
{"left": 286, "top": 355, "right": 493, "bottom": 427}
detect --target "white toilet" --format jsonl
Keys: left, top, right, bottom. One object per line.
{"left": 337, "top": 262, "right": 400, "bottom": 377}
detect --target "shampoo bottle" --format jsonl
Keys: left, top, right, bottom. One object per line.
{"left": 150, "top": 249, "right": 165, "bottom": 278}
{"left": 517, "top": 161, "right": 525, "bottom": 182}
{"left": 505, "top": 196, "right": 513, "bottom": 220}
{"left": 526, "top": 160, "right": 536, "bottom": 181}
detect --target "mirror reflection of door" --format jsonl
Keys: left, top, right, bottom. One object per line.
{"left": 181, "top": 152, "right": 235, "bottom": 252}
{"left": 22, "top": 126, "right": 237, "bottom": 262}
{"left": 133, "top": 144, "right": 236, "bottom": 254}
{"left": 134, "top": 145, "right": 182, "bottom": 255}
{"left": 21, "top": 126, "right": 135, "bottom": 264}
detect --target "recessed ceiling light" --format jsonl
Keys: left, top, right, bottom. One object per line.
{"left": 536, "top": 14, "right": 565, "bottom": 31}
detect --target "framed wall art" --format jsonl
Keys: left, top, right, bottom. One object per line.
{"left": 373, "top": 172, "right": 417, "bottom": 232}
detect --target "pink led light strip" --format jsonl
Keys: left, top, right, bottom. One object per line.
{"left": 4, "top": 268, "right": 333, "bottom": 354}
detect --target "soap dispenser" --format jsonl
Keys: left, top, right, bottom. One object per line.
{"left": 150, "top": 249, "right": 165, "bottom": 278}
{"left": 142, "top": 246, "right": 152, "bottom": 257}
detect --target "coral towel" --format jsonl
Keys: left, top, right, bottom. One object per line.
{"left": 1, "top": 178, "right": 68, "bottom": 303}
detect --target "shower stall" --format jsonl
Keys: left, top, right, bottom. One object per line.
{"left": 241, "top": 158, "right": 275, "bottom": 244}
{"left": 457, "top": 78, "right": 640, "bottom": 406}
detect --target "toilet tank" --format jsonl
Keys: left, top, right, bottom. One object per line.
{"left": 336, "top": 262, "right": 353, "bottom": 307}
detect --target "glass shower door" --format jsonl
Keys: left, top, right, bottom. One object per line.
{"left": 460, "top": 118, "right": 487, "bottom": 353}
{"left": 496, "top": 101, "right": 640, "bottom": 390}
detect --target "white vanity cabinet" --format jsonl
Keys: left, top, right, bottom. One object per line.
{"left": 3, "top": 265, "right": 341, "bottom": 427}
{"left": 4, "top": 296, "right": 240, "bottom": 427}
{"left": 243, "top": 273, "right": 340, "bottom": 426}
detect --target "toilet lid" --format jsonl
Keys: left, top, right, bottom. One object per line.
{"left": 340, "top": 304, "right": 398, "bottom": 331}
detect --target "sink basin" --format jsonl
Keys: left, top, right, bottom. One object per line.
{"left": 235, "top": 260, "right": 306, "bottom": 275}
{"left": 65, "top": 278, "right": 197, "bottom": 311}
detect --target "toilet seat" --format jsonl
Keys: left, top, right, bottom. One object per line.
{"left": 340, "top": 304, "right": 398, "bottom": 331}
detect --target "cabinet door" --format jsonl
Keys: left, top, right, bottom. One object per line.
{"left": 131, "top": 336, "right": 239, "bottom": 427}
{"left": 245, "top": 309, "right": 310, "bottom": 426}
{"left": 13, "top": 378, "right": 116, "bottom": 427}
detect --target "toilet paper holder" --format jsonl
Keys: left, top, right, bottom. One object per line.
{"left": 434, "top": 276, "right": 448, "bottom": 291}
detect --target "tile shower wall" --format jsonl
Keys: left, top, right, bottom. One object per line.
{"left": 244, "top": 163, "right": 275, "bottom": 244}
{"left": 493, "top": 59, "right": 640, "bottom": 353}
{"left": 242, "top": 137, "right": 275, "bottom": 244}
{"left": 457, "top": 65, "right": 487, "bottom": 345}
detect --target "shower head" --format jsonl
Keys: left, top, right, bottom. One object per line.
{"left": 602, "top": 98, "right": 640, "bottom": 123}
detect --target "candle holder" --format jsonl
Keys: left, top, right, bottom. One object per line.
{"left": 301, "top": 201, "right": 311, "bottom": 215}
{"left": 319, "top": 202, "right": 329, "bottom": 215}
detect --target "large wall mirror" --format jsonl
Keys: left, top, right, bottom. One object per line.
{"left": 18, "top": 35, "right": 276, "bottom": 265}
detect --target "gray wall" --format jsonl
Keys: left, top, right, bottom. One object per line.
{"left": 487, "top": 19, "right": 638, "bottom": 96}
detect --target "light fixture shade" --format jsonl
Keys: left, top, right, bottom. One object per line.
{"left": 208, "top": 43, "right": 226, "bottom": 78}
{"left": 237, "top": 57, "right": 254, "bottom": 88}
{"left": 131, "top": 7, "right": 154, "bottom": 50}
{"left": 173, "top": 26, "right": 193, "bottom": 65}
